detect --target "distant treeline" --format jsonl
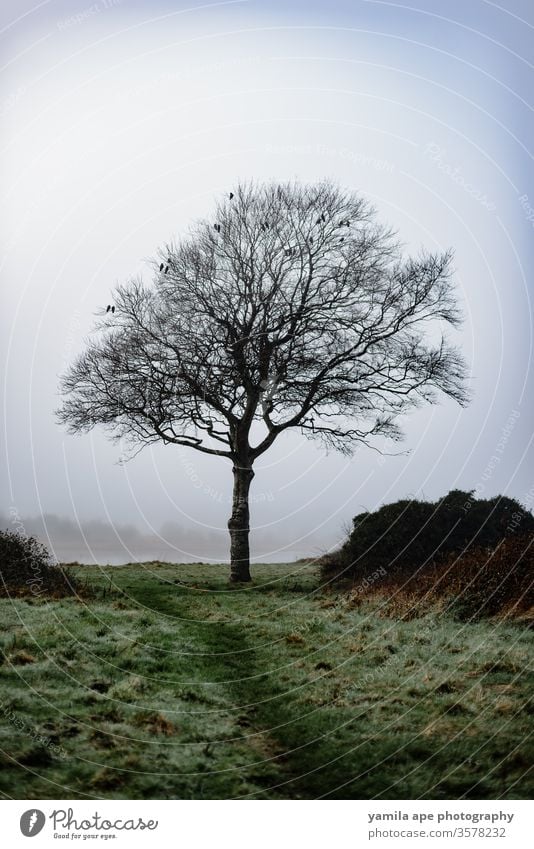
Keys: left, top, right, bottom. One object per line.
{"left": 0, "top": 512, "right": 329, "bottom": 563}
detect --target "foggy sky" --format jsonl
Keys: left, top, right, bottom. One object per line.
{"left": 1, "top": 0, "right": 533, "bottom": 563}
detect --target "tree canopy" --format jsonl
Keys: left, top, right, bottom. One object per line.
{"left": 58, "top": 181, "right": 470, "bottom": 580}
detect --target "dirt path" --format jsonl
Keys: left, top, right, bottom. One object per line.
{"left": 128, "top": 577, "right": 348, "bottom": 798}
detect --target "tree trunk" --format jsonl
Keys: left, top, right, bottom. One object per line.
{"left": 228, "top": 464, "right": 254, "bottom": 582}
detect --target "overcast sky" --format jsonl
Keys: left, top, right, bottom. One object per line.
{"left": 1, "top": 0, "right": 533, "bottom": 563}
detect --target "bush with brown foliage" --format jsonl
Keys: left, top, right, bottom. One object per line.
{"left": 353, "top": 533, "right": 534, "bottom": 621}
{"left": 322, "top": 490, "right": 534, "bottom": 582}
{"left": 321, "top": 490, "right": 534, "bottom": 620}
{"left": 0, "top": 528, "right": 79, "bottom": 598}
{"left": 437, "top": 533, "right": 534, "bottom": 619}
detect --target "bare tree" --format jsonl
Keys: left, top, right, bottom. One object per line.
{"left": 57, "top": 181, "right": 469, "bottom": 582}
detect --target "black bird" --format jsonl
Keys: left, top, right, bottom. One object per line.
{"left": 229, "top": 192, "right": 234, "bottom": 200}
{"left": 315, "top": 217, "right": 321, "bottom": 225}
{"left": 339, "top": 236, "right": 345, "bottom": 242}
{"left": 106, "top": 305, "right": 111, "bottom": 313}
{"left": 111, "top": 306, "right": 115, "bottom": 314}
{"left": 164, "top": 265, "right": 169, "bottom": 273}
{"left": 159, "top": 263, "right": 164, "bottom": 271}
{"left": 214, "top": 223, "right": 221, "bottom": 233}
{"left": 321, "top": 213, "right": 326, "bottom": 222}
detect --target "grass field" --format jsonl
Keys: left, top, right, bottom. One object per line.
{"left": 0, "top": 561, "right": 532, "bottom": 799}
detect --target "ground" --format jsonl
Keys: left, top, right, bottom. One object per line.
{"left": 0, "top": 561, "right": 532, "bottom": 799}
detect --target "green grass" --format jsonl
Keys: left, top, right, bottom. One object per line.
{"left": 0, "top": 561, "right": 532, "bottom": 799}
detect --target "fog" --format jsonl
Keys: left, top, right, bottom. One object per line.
{"left": 1, "top": 0, "right": 533, "bottom": 563}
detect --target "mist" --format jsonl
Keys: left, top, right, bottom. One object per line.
{"left": 1, "top": 0, "right": 533, "bottom": 564}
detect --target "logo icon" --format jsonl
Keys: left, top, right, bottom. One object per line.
{"left": 20, "top": 809, "right": 45, "bottom": 837}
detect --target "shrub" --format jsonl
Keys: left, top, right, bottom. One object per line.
{"left": 321, "top": 490, "right": 534, "bottom": 587}
{"left": 352, "top": 533, "right": 534, "bottom": 622}
{"left": 0, "top": 528, "right": 79, "bottom": 598}
{"left": 440, "top": 534, "right": 534, "bottom": 619}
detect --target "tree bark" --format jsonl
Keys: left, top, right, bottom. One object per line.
{"left": 228, "top": 464, "right": 254, "bottom": 582}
